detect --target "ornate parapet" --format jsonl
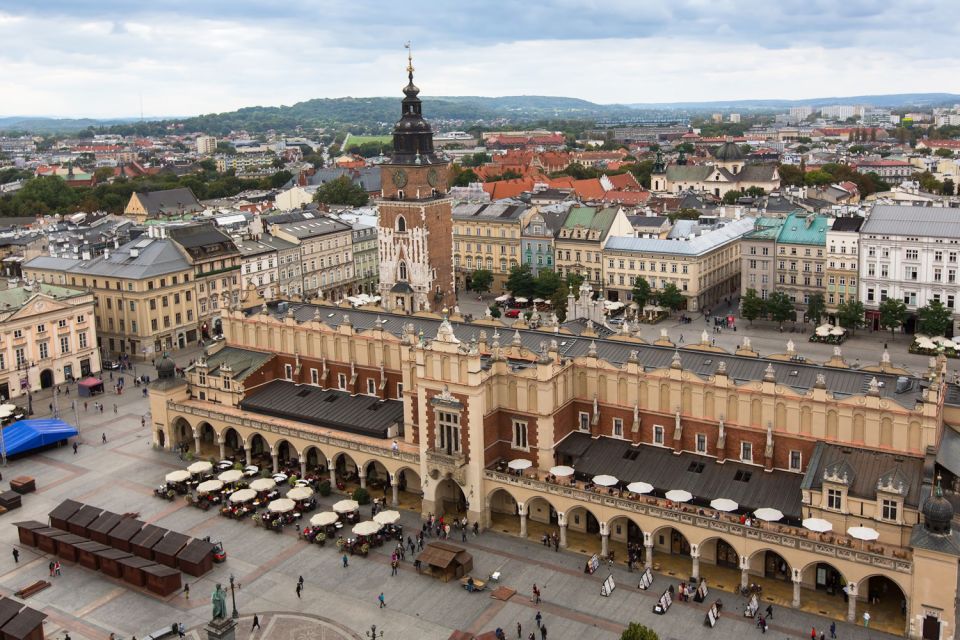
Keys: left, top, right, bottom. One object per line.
{"left": 426, "top": 448, "right": 467, "bottom": 485}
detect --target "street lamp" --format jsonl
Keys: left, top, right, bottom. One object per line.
{"left": 366, "top": 625, "right": 383, "bottom": 639}
{"left": 229, "top": 573, "right": 238, "bottom": 619}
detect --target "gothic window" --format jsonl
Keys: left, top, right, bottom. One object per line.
{"left": 396, "top": 215, "right": 406, "bottom": 232}
{"left": 398, "top": 261, "right": 408, "bottom": 281}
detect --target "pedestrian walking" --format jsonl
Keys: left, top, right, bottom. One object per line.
{"left": 112, "top": 404, "right": 117, "bottom": 414}
{"left": 251, "top": 614, "right": 261, "bottom": 631}
{"left": 378, "top": 592, "right": 386, "bottom": 608}
{"left": 295, "top": 582, "right": 302, "bottom": 598}
{"left": 49, "top": 561, "right": 54, "bottom": 577}
{"left": 183, "top": 584, "right": 189, "bottom": 599}
{"left": 84, "top": 401, "right": 88, "bottom": 412}
{"left": 829, "top": 622, "right": 836, "bottom": 639}
{"left": 298, "top": 575, "right": 304, "bottom": 588}
{"left": 517, "top": 622, "right": 522, "bottom": 639}
{"left": 765, "top": 604, "right": 773, "bottom": 619}
{"left": 11, "top": 549, "right": 18, "bottom": 563}
{"left": 342, "top": 554, "right": 349, "bottom": 568}
{"left": 54, "top": 560, "right": 61, "bottom": 576}
{"left": 533, "top": 584, "right": 541, "bottom": 604}
{"left": 177, "top": 623, "right": 185, "bottom": 639}
{"left": 72, "top": 442, "right": 78, "bottom": 454}
{"left": 863, "top": 611, "right": 871, "bottom": 628}
{"left": 540, "top": 624, "right": 547, "bottom": 640}
{"left": 535, "top": 611, "right": 542, "bottom": 629}
{"left": 391, "top": 558, "right": 398, "bottom": 576}
{"left": 811, "top": 627, "right": 817, "bottom": 640}
{"left": 820, "top": 634, "right": 825, "bottom": 640}
{"left": 461, "top": 529, "right": 467, "bottom": 543}
{"left": 102, "top": 433, "right": 107, "bottom": 444}
{"left": 473, "top": 522, "right": 479, "bottom": 536}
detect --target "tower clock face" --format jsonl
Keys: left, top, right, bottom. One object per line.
{"left": 392, "top": 169, "right": 408, "bottom": 188}
{"left": 427, "top": 167, "right": 440, "bottom": 187}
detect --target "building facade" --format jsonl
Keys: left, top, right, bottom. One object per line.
{"left": 825, "top": 217, "right": 863, "bottom": 318}
{"left": 352, "top": 223, "right": 379, "bottom": 295}
{"left": 0, "top": 284, "right": 99, "bottom": 399}
{"left": 453, "top": 202, "right": 530, "bottom": 292}
{"left": 377, "top": 55, "right": 455, "bottom": 313}
{"left": 740, "top": 217, "right": 785, "bottom": 302}
{"left": 271, "top": 217, "right": 355, "bottom": 301}
{"left": 860, "top": 206, "right": 960, "bottom": 334}
{"left": 774, "top": 212, "right": 831, "bottom": 314}
{"left": 554, "top": 205, "right": 633, "bottom": 289}
{"left": 150, "top": 301, "right": 958, "bottom": 640}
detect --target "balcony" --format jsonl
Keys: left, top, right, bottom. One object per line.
{"left": 426, "top": 448, "right": 467, "bottom": 485}
{"left": 483, "top": 468, "right": 912, "bottom": 573}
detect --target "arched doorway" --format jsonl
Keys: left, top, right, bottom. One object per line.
{"left": 565, "top": 506, "right": 602, "bottom": 555}
{"left": 608, "top": 516, "right": 644, "bottom": 567}
{"left": 651, "top": 527, "right": 691, "bottom": 578}
{"left": 40, "top": 369, "right": 54, "bottom": 389}
{"left": 275, "top": 440, "right": 297, "bottom": 471}
{"left": 487, "top": 488, "right": 520, "bottom": 533}
{"left": 801, "top": 561, "right": 848, "bottom": 621}
{"left": 332, "top": 453, "right": 360, "bottom": 492}
{"left": 364, "top": 460, "right": 390, "bottom": 500}
{"left": 393, "top": 467, "right": 422, "bottom": 511}
{"left": 196, "top": 422, "right": 216, "bottom": 457}
{"left": 303, "top": 446, "right": 329, "bottom": 475}
{"left": 222, "top": 428, "right": 243, "bottom": 458}
{"left": 171, "top": 417, "right": 191, "bottom": 451}
{"left": 248, "top": 434, "right": 269, "bottom": 466}
{"left": 698, "top": 537, "right": 741, "bottom": 591}
{"left": 760, "top": 550, "right": 791, "bottom": 581}
{"left": 860, "top": 575, "right": 907, "bottom": 635}
{"left": 435, "top": 476, "right": 467, "bottom": 518}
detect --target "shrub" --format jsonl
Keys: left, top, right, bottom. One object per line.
{"left": 352, "top": 487, "right": 371, "bottom": 505}
{"left": 318, "top": 480, "right": 331, "bottom": 496}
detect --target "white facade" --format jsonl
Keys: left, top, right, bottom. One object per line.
{"left": 196, "top": 136, "right": 217, "bottom": 155}
{"left": 274, "top": 185, "right": 317, "bottom": 211}
{"left": 236, "top": 241, "right": 279, "bottom": 299}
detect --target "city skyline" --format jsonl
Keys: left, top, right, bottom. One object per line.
{"left": 1, "top": 0, "right": 958, "bottom": 118}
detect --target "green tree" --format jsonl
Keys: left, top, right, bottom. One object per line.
{"left": 268, "top": 170, "right": 293, "bottom": 189}
{"left": 631, "top": 276, "right": 651, "bottom": 308}
{"left": 740, "top": 288, "right": 766, "bottom": 325}
{"left": 777, "top": 164, "right": 805, "bottom": 187}
{"left": 485, "top": 169, "right": 523, "bottom": 182}
{"left": 566, "top": 272, "right": 585, "bottom": 292}
{"left": 721, "top": 190, "right": 741, "bottom": 205}
{"left": 667, "top": 208, "right": 701, "bottom": 222}
{"left": 215, "top": 141, "right": 236, "bottom": 155}
{"left": 656, "top": 283, "right": 685, "bottom": 312}
{"left": 625, "top": 159, "right": 654, "bottom": 188}
{"left": 620, "top": 623, "right": 659, "bottom": 640}
{"left": 806, "top": 293, "right": 826, "bottom": 324}
{"left": 11, "top": 176, "right": 78, "bottom": 215}
{"left": 469, "top": 269, "right": 493, "bottom": 294}
{"left": 934, "top": 148, "right": 954, "bottom": 158}
{"left": 942, "top": 179, "right": 955, "bottom": 196}
{"left": 533, "top": 269, "right": 563, "bottom": 299}
{"left": 913, "top": 171, "right": 943, "bottom": 194}
{"left": 488, "top": 304, "right": 501, "bottom": 319}
{"left": 93, "top": 167, "right": 115, "bottom": 183}
{"left": 312, "top": 176, "right": 369, "bottom": 206}
{"left": 917, "top": 299, "right": 953, "bottom": 336}
{"left": 460, "top": 152, "right": 491, "bottom": 167}
{"left": 766, "top": 291, "right": 795, "bottom": 327}
{"left": 452, "top": 167, "right": 479, "bottom": 187}
{"left": 878, "top": 298, "right": 908, "bottom": 341}
{"left": 549, "top": 284, "right": 569, "bottom": 322}
{"left": 836, "top": 300, "right": 866, "bottom": 335}
{"left": 804, "top": 170, "right": 834, "bottom": 187}
{"left": 744, "top": 186, "right": 766, "bottom": 197}
{"left": 505, "top": 263, "right": 536, "bottom": 298}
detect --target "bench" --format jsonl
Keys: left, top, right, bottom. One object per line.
{"left": 142, "top": 624, "right": 178, "bottom": 640}
{"left": 14, "top": 580, "right": 51, "bottom": 598}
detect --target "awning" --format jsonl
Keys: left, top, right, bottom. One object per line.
{"left": 77, "top": 377, "right": 103, "bottom": 389}
{"left": 1, "top": 419, "right": 78, "bottom": 456}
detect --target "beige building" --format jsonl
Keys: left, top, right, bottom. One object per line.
{"left": 653, "top": 141, "right": 780, "bottom": 197}
{"left": 603, "top": 217, "right": 752, "bottom": 311}
{"left": 271, "top": 216, "right": 356, "bottom": 302}
{"left": 0, "top": 283, "right": 99, "bottom": 399}
{"left": 453, "top": 202, "right": 532, "bottom": 292}
{"left": 774, "top": 212, "right": 832, "bottom": 315}
{"left": 123, "top": 188, "right": 203, "bottom": 223}
{"left": 740, "top": 217, "right": 785, "bottom": 302}
{"left": 149, "top": 301, "right": 960, "bottom": 639}
{"left": 825, "top": 217, "right": 863, "bottom": 317}
{"left": 24, "top": 233, "right": 197, "bottom": 358}
{"left": 554, "top": 205, "right": 633, "bottom": 288}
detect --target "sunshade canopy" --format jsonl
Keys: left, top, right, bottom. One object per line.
{"left": 333, "top": 499, "right": 359, "bottom": 513}
{"left": 218, "top": 470, "right": 243, "bottom": 483}
{"left": 196, "top": 480, "right": 223, "bottom": 494}
{"left": 165, "top": 470, "right": 190, "bottom": 483}
{"left": 373, "top": 510, "right": 401, "bottom": 525}
{"left": 310, "top": 512, "right": 339, "bottom": 527}
{"left": 754, "top": 508, "right": 784, "bottom": 522}
{"left": 352, "top": 521, "right": 381, "bottom": 536}
{"left": 665, "top": 489, "right": 693, "bottom": 503}
{"left": 508, "top": 459, "right": 532, "bottom": 471}
{"left": 710, "top": 498, "right": 739, "bottom": 512}
{"left": 803, "top": 518, "right": 833, "bottom": 533}
{"left": 549, "top": 465, "right": 575, "bottom": 477}
{"left": 187, "top": 461, "right": 212, "bottom": 475}
{"left": 268, "top": 498, "right": 296, "bottom": 514}
{"left": 229, "top": 489, "right": 256, "bottom": 504}
{"left": 592, "top": 474, "right": 618, "bottom": 487}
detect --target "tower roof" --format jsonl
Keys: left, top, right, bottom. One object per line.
{"left": 389, "top": 44, "right": 442, "bottom": 166}
{"left": 713, "top": 140, "right": 745, "bottom": 162}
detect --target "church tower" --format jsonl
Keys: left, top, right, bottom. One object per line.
{"left": 377, "top": 46, "right": 454, "bottom": 313}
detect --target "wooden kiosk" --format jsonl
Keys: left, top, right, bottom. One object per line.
{"left": 118, "top": 556, "right": 156, "bottom": 588}
{"left": 143, "top": 564, "right": 182, "bottom": 596}
{"left": 152, "top": 532, "right": 189, "bottom": 568}
{"left": 95, "top": 549, "right": 133, "bottom": 579}
{"left": 66, "top": 505, "right": 102, "bottom": 537}
{"left": 33, "top": 528, "right": 70, "bottom": 554}
{"left": 53, "top": 534, "right": 89, "bottom": 563}
{"left": 130, "top": 525, "right": 168, "bottom": 560}
{"left": 176, "top": 539, "right": 215, "bottom": 577}
{"left": 75, "top": 541, "right": 111, "bottom": 571}
{"left": 87, "top": 512, "right": 123, "bottom": 544}
{"left": 416, "top": 542, "right": 473, "bottom": 582}
{"left": 47, "top": 500, "right": 82, "bottom": 531}
{"left": 107, "top": 518, "right": 143, "bottom": 551}
{"left": 12, "top": 522, "right": 47, "bottom": 548}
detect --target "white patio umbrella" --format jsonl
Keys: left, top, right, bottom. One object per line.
{"left": 229, "top": 488, "right": 257, "bottom": 503}
{"left": 815, "top": 325, "right": 831, "bottom": 337}
{"left": 847, "top": 526, "right": 880, "bottom": 541}
{"left": 830, "top": 326, "right": 845, "bottom": 336}
{"left": 0, "top": 408, "right": 13, "bottom": 419}
{"left": 188, "top": 461, "right": 213, "bottom": 475}
{"left": 626, "top": 482, "right": 654, "bottom": 495}
{"left": 495, "top": 294, "right": 511, "bottom": 302}
{"left": 754, "top": 508, "right": 784, "bottom": 522}
{"left": 165, "top": 470, "right": 191, "bottom": 483}
{"left": 710, "top": 498, "right": 739, "bottom": 512}
{"left": 272, "top": 473, "right": 289, "bottom": 483}
{"left": 373, "top": 510, "right": 401, "bottom": 526}
{"left": 218, "top": 469, "right": 243, "bottom": 483}
{"left": 550, "top": 465, "right": 575, "bottom": 477}
{"left": 514, "top": 297, "right": 528, "bottom": 304}
{"left": 352, "top": 521, "right": 382, "bottom": 537}
{"left": 196, "top": 480, "right": 223, "bottom": 494}
{"left": 803, "top": 518, "right": 833, "bottom": 533}
{"left": 665, "top": 489, "right": 693, "bottom": 503}
{"left": 249, "top": 478, "right": 276, "bottom": 492}
{"left": 268, "top": 498, "right": 296, "bottom": 514}
{"left": 592, "top": 474, "right": 619, "bottom": 487}
{"left": 333, "top": 499, "right": 360, "bottom": 514}
{"left": 287, "top": 486, "right": 314, "bottom": 501}
{"left": 216, "top": 460, "right": 234, "bottom": 470}
{"left": 508, "top": 459, "right": 533, "bottom": 471}
{"left": 0, "top": 404, "right": 17, "bottom": 412}
{"left": 243, "top": 465, "right": 259, "bottom": 476}
{"left": 533, "top": 298, "right": 545, "bottom": 303}
{"left": 310, "top": 511, "right": 339, "bottom": 527}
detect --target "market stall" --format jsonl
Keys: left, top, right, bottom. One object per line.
{"left": 416, "top": 541, "right": 473, "bottom": 582}
{"left": 76, "top": 377, "right": 104, "bottom": 397}
{"left": 48, "top": 499, "right": 82, "bottom": 530}
{"left": 176, "top": 538, "right": 215, "bottom": 577}
{"left": 96, "top": 548, "right": 134, "bottom": 578}
{"left": 143, "top": 564, "right": 182, "bottom": 596}
{"left": 34, "top": 527, "right": 70, "bottom": 554}
{"left": 118, "top": 556, "right": 156, "bottom": 587}
{"left": 66, "top": 505, "right": 103, "bottom": 537}
{"left": 107, "top": 518, "right": 143, "bottom": 551}
{"left": 12, "top": 521, "right": 46, "bottom": 547}
{"left": 87, "top": 511, "right": 123, "bottom": 544}
{"left": 75, "top": 541, "right": 110, "bottom": 571}
{"left": 53, "top": 533, "right": 88, "bottom": 563}
{"left": 152, "top": 532, "right": 190, "bottom": 568}
{"left": 130, "top": 525, "right": 169, "bottom": 560}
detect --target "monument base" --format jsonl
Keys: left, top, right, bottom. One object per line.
{"left": 205, "top": 618, "right": 237, "bottom": 640}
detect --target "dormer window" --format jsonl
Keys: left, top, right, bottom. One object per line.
{"left": 826, "top": 487, "right": 844, "bottom": 511}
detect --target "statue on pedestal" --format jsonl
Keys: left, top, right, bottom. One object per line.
{"left": 211, "top": 584, "right": 227, "bottom": 620}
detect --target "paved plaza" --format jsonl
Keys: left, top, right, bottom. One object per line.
{"left": 0, "top": 352, "right": 905, "bottom": 640}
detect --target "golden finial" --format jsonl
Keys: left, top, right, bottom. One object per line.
{"left": 404, "top": 41, "right": 414, "bottom": 76}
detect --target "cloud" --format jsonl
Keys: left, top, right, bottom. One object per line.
{"left": 0, "top": 1, "right": 958, "bottom": 117}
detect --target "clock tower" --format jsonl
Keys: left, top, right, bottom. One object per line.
{"left": 377, "top": 47, "right": 454, "bottom": 313}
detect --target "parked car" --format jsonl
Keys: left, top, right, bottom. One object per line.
{"left": 608, "top": 316, "right": 625, "bottom": 326}
{"left": 504, "top": 309, "right": 522, "bottom": 318}
{"left": 102, "top": 360, "right": 121, "bottom": 370}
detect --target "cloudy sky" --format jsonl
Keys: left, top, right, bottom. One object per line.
{"left": 1, "top": 1, "right": 958, "bottom": 118}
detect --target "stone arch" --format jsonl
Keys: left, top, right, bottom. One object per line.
{"left": 650, "top": 524, "right": 691, "bottom": 557}
{"left": 393, "top": 465, "right": 422, "bottom": 496}
{"left": 526, "top": 495, "right": 559, "bottom": 527}
{"left": 247, "top": 433, "right": 269, "bottom": 457}
{"left": 433, "top": 476, "right": 468, "bottom": 517}
{"left": 698, "top": 535, "right": 742, "bottom": 570}
{"left": 171, "top": 416, "right": 192, "bottom": 449}
{"left": 748, "top": 548, "right": 792, "bottom": 582}
{"left": 221, "top": 426, "right": 243, "bottom": 456}
{"left": 566, "top": 504, "right": 602, "bottom": 536}
{"left": 330, "top": 451, "right": 360, "bottom": 487}
{"left": 273, "top": 438, "right": 298, "bottom": 466}
{"left": 800, "top": 559, "right": 846, "bottom": 594}
{"left": 197, "top": 421, "right": 216, "bottom": 446}
{"left": 363, "top": 458, "right": 390, "bottom": 486}
{"left": 857, "top": 572, "right": 907, "bottom": 632}
{"left": 301, "top": 445, "right": 329, "bottom": 473}
{"left": 607, "top": 514, "right": 644, "bottom": 547}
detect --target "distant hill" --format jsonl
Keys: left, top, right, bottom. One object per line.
{"left": 2, "top": 92, "right": 958, "bottom": 135}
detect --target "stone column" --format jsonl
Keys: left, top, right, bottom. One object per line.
{"left": 359, "top": 470, "right": 367, "bottom": 490}
{"left": 792, "top": 576, "right": 802, "bottom": 608}
{"left": 518, "top": 502, "right": 528, "bottom": 538}
{"left": 244, "top": 444, "right": 252, "bottom": 467}
{"left": 193, "top": 432, "right": 202, "bottom": 457}
{"left": 271, "top": 450, "right": 279, "bottom": 474}
{"left": 300, "top": 460, "right": 307, "bottom": 479}
{"left": 391, "top": 479, "right": 400, "bottom": 508}
{"left": 558, "top": 512, "right": 568, "bottom": 548}
{"left": 691, "top": 546, "right": 700, "bottom": 582}
{"left": 218, "top": 437, "right": 226, "bottom": 461}
{"left": 329, "top": 465, "right": 336, "bottom": 487}
{"left": 644, "top": 532, "right": 654, "bottom": 570}
{"left": 483, "top": 503, "right": 492, "bottom": 529}
{"left": 847, "top": 582, "right": 858, "bottom": 622}
{"left": 740, "top": 556, "right": 749, "bottom": 590}
{"left": 600, "top": 521, "right": 609, "bottom": 558}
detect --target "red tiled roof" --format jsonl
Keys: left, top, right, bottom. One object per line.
{"left": 570, "top": 179, "right": 606, "bottom": 200}
{"left": 920, "top": 139, "right": 960, "bottom": 149}
{"left": 481, "top": 178, "right": 535, "bottom": 200}
{"left": 546, "top": 177, "right": 576, "bottom": 189}
{"left": 600, "top": 190, "right": 650, "bottom": 205}
{"left": 606, "top": 172, "right": 640, "bottom": 190}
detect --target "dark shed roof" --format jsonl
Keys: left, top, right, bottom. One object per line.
{"left": 87, "top": 512, "right": 123, "bottom": 537}
{"left": 802, "top": 441, "right": 924, "bottom": 507}
{"left": 108, "top": 518, "right": 144, "bottom": 542}
{"left": 0, "top": 607, "right": 46, "bottom": 640}
{"left": 48, "top": 499, "right": 82, "bottom": 523}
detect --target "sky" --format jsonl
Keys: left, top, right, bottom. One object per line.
{"left": 1, "top": 0, "right": 959, "bottom": 118}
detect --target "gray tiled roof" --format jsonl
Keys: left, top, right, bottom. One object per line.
{"left": 453, "top": 202, "right": 528, "bottom": 221}
{"left": 251, "top": 303, "right": 927, "bottom": 407}
{"left": 133, "top": 188, "right": 202, "bottom": 216}
{"left": 201, "top": 346, "right": 274, "bottom": 381}
{"left": 861, "top": 205, "right": 960, "bottom": 239}
{"left": 802, "top": 441, "right": 924, "bottom": 507}
{"left": 605, "top": 217, "right": 755, "bottom": 256}
{"left": 25, "top": 237, "right": 191, "bottom": 279}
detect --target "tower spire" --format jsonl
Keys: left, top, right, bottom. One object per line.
{"left": 405, "top": 41, "right": 414, "bottom": 84}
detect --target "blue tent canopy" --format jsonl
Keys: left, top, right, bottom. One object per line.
{"left": 1, "top": 419, "right": 78, "bottom": 457}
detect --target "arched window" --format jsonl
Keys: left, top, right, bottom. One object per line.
{"left": 398, "top": 261, "right": 408, "bottom": 281}
{"left": 396, "top": 215, "right": 406, "bottom": 232}
{"left": 397, "top": 189, "right": 405, "bottom": 200}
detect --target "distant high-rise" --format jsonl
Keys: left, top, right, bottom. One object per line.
{"left": 196, "top": 136, "right": 217, "bottom": 155}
